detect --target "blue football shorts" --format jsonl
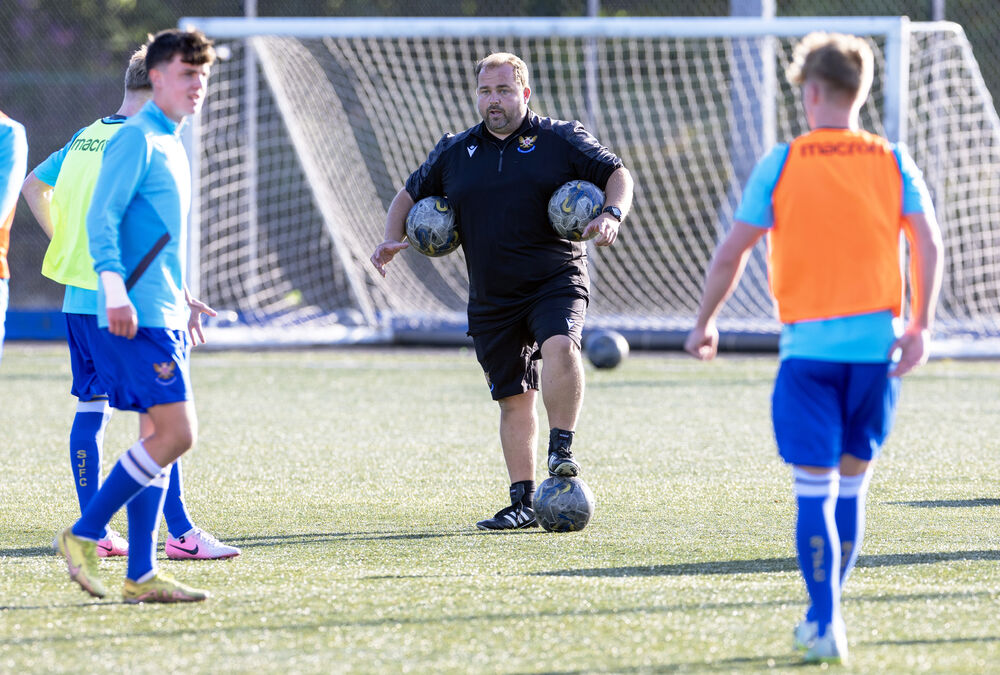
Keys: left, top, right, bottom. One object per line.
{"left": 65, "top": 312, "right": 111, "bottom": 401}
{"left": 771, "top": 358, "right": 900, "bottom": 468}
{"left": 92, "top": 326, "right": 192, "bottom": 413}
{"left": 473, "top": 294, "right": 586, "bottom": 401}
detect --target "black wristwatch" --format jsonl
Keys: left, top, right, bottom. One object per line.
{"left": 602, "top": 205, "right": 623, "bottom": 222}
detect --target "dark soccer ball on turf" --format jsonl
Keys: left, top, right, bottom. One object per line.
{"left": 534, "top": 476, "right": 595, "bottom": 532}
{"left": 547, "top": 180, "right": 605, "bottom": 241}
{"left": 585, "top": 329, "right": 630, "bottom": 369}
{"left": 405, "top": 196, "right": 460, "bottom": 257}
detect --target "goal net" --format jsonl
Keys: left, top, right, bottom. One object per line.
{"left": 181, "top": 16, "right": 1000, "bottom": 353}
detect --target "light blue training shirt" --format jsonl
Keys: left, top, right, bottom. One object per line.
{"left": 87, "top": 101, "right": 190, "bottom": 330}
{"left": 734, "top": 138, "right": 934, "bottom": 362}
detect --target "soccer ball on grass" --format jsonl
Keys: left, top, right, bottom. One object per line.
{"left": 534, "top": 476, "right": 595, "bottom": 532}
{"left": 585, "top": 329, "right": 629, "bottom": 369}
{"left": 405, "top": 196, "right": 460, "bottom": 257}
{"left": 547, "top": 180, "right": 604, "bottom": 241}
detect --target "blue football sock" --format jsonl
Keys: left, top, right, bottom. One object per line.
{"left": 126, "top": 464, "right": 171, "bottom": 582}
{"left": 793, "top": 468, "right": 841, "bottom": 636}
{"left": 162, "top": 457, "right": 195, "bottom": 538}
{"left": 73, "top": 440, "right": 163, "bottom": 541}
{"left": 835, "top": 471, "right": 872, "bottom": 588}
{"left": 69, "top": 399, "right": 111, "bottom": 516}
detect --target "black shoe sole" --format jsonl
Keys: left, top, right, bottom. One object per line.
{"left": 475, "top": 520, "right": 539, "bottom": 531}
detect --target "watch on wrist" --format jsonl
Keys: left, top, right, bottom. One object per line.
{"left": 602, "top": 205, "right": 623, "bottom": 222}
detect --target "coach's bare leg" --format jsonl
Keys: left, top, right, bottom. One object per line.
{"left": 539, "top": 334, "right": 584, "bottom": 430}
{"left": 498, "top": 390, "right": 537, "bottom": 483}
{"left": 142, "top": 400, "right": 197, "bottom": 467}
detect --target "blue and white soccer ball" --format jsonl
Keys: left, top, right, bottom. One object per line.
{"left": 547, "top": 180, "right": 605, "bottom": 241}
{"left": 405, "top": 196, "right": 460, "bottom": 257}
{"left": 534, "top": 476, "right": 595, "bottom": 532}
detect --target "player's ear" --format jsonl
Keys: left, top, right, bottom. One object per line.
{"left": 522, "top": 86, "right": 531, "bottom": 103}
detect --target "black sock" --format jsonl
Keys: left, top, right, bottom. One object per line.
{"left": 510, "top": 480, "right": 535, "bottom": 507}
{"left": 548, "top": 428, "right": 575, "bottom": 452}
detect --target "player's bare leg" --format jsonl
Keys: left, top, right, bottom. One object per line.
{"left": 540, "top": 334, "right": 584, "bottom": 476}
{"left": 143, "top": 400, "right": 198, "bottom": 466}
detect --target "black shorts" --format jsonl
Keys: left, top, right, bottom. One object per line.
{"left": 473, "top": 294, "right": 587, "bottom": 400}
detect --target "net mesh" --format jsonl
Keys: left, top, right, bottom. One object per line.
{"left": 193, "top": 22, "right": 1000, "bottom": 346}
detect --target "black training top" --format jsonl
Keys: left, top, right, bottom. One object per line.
{"left": 405, "top": 111, "right": 623, "bottom": 334}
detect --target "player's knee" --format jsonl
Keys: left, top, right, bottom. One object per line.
{"left": 170, "top": 426, "right": 195, "bottom": 453}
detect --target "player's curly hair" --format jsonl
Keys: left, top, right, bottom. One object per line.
{"left": 786, "top": 32, "right": 873, "bottom": 103}
{"left": 124, "top": 45, "right": 151, "bottom": 91}
{"left": 475, "top": 52, "right": 530, "bottom": 90}
{"left": 145, "top": 28, "right": 216, "bottom": 72}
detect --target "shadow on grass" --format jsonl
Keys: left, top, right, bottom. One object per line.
{"left": 885, "top": 498, "right": 1000, "bottom": 508}
{"left": 221, "top": 530, "right": 493, "bottom": 548}
{"left": 510, "top": 653, "right": 804, "bottom": 674}
{"left": 535, "top": 549, "right": 1000, "bottom": 578}
{"left": 0, "top": 527, "right": 543, "bottom": 560}
{"left": 865, "top": 635, "right": 1000, "bottom": 647}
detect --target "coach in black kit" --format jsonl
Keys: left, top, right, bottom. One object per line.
{"left": 371, "top": 52, "right": 633, "bottom": 530}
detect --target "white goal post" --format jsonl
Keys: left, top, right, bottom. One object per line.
{"left": 178, "top": 15, "right": 1000, "bottom": 354}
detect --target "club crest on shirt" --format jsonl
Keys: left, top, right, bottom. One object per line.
{"left": 153, "top": 361, "right": 177, "bottom": 385}
{"left": 517, "top": 135, "right": 537, "bottom": 153}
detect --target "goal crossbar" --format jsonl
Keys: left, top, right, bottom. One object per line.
{"left": 180, "top": 15, "right": 1000, "bottom": 356}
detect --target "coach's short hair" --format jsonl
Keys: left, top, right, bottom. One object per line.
{"left": 786, "top": 32, "right": 874, "bottom": 103}
{"left": 475, "top": 52, "right": 530, "bottom": 90}
{"left": 124, "top": 45, "right": 151, "bottom": 91}
{"left": 145, "top": 28, "right": 216, "bottom": 73}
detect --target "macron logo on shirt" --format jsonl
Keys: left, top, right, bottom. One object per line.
{"left": 467, "top": 145, "right": 477, "bottom": 158}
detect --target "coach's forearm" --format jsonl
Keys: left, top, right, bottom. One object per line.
{"left": 384, "top": 188, "right": 415, "bottom": 242}
{"left": 603, "top": 167, "right": 633, "bottom": 220}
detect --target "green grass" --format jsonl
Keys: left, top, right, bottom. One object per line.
{"left": 1, "top": 343, "right": 999, "bottom": 674}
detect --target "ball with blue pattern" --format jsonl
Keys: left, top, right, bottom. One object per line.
{"left": 547, "top": 180, "right": 605, "bottom": 241}
{"left": 534, "top": 476, "right": 595, "bottom": 532}
{"left": 406, "top": 196, "right": 460, "bottom": 257}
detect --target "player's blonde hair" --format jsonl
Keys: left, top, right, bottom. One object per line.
{"left": 475, "top": 52, "right": 530, "bottom": 90}
{"left": 786, "top": 32, "right": 874, "bottom": 104}
{"left": 124, "top": 45, "right": 151, "bottom": 91}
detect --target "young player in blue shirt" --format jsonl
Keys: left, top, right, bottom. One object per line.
{"left": 0, "top": 110, "right": 28, "bottom": 364}
{"left": 22, "top": 45, "right": 239, "bottom": 563}
{"left": 56, "top": 29, "right": 220, "bottom": 603}
{"left": 685, "top": 32, "right": 943, "bottom": 664}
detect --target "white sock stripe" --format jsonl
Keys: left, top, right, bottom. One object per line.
{"left": 838, "top": 471, "right": 872, "bottom": 498}
{"left": 127, "top": 441, "right": 163, "bottom": 478}
{"left": 793, "top": 468, "right": 840, "bottom": 498}
{"left": 120, "top": 452, "right": 156, "bottom": 485}
{"left": 76, "top": 399, "right": 110, "bottom": 414}
{"left": 148, "top": 469, "right": 170, "bottom": 489}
